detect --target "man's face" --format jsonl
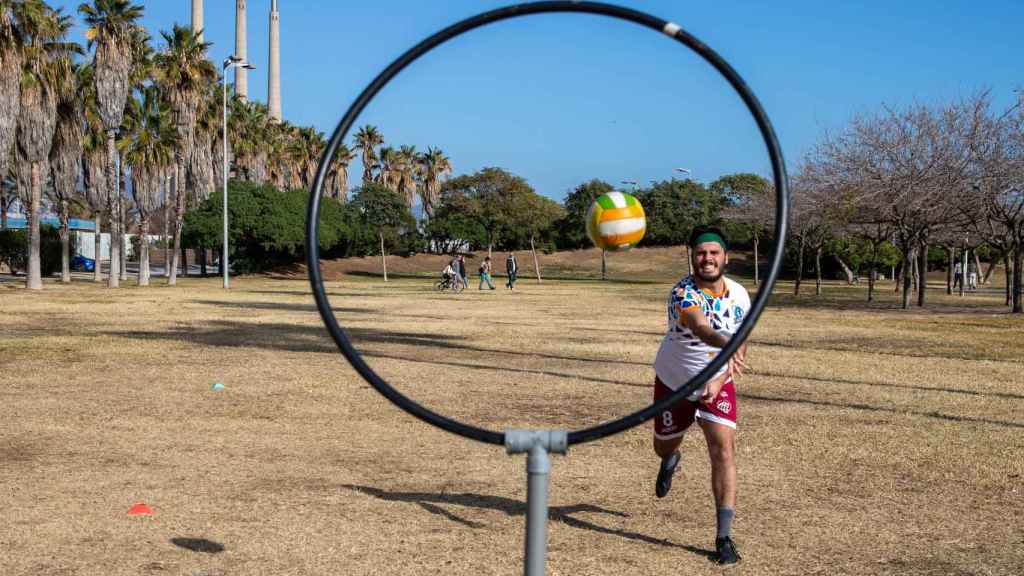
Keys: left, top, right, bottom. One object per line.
{"left": 692, "top": 241, "right": 728, "bottom": 283}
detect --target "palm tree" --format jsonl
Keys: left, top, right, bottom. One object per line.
{"left": 326, "top": 143, "right": 355, "bottom": 201}
{"left": 396, "top": 144, "right": 418, "bottom": 208}
{"left": 378, "top": 145, "right": 398, "bottom": 189}
{"left": 80, "top": 0, "right": 144, "bottom": 288}
{"left": 287, "top": 125, "right": 322, "bottom": 190}
{"left": 154, "top": 23, "right": 214, "bottom": 285}
{"left": 353, "top": 124, "right": 382, "bottom": 183}
{"left": 48, "top": 62, "right": 85, "bottom": 283}
{"left": 0, "top": 1, "right": 22, "bottom": 189}
{"left": 418, "top": 146, "right": 451, "bottom": 219}
{"left": 14, "top": 1, "right": 77, "bottom": 290}
{"left": 120, "top": 84, "right": 174, "bottom": 286}
{"left": 81, "top": 80, "right": 108, "bottom": 282}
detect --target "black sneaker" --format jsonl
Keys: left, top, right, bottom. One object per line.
{"left": 715, "top": 536, "right": 741, "bottom": 565}
{"left": 655, "top": 451, "right": 680, "bottom": 498}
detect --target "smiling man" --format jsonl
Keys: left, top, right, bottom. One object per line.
{"left": 651, "top": 225, "right": 750, "bottom": 565}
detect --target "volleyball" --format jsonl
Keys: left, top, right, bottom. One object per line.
{"left": 585, "top": 192, "right": 647, "bottom": 251}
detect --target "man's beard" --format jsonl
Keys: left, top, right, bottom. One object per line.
{"left": 695, "top": 266, "right": 722, "bottom": 283}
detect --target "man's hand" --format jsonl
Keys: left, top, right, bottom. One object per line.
{"left": 728, "top": 344, "right": 748, "bottom": 379}
{"left": 701, "top": 372, "right": 730, "bottom": 405}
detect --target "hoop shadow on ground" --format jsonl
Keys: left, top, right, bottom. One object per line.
{"left": 169, "top": 537, "right": 225, "bottom": 554}
{"left": 341, "top": 484, "right": 714, "bottom": 558}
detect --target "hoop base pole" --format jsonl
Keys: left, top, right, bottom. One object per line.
{"left": 506, "top": 429, "right": 568, "bottom": 576}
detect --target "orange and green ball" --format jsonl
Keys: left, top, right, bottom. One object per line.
{"left": 586, "top": 192, "right": 646, "bottom": 251}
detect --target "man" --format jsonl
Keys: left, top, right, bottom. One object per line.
{"left": 456, "top": 255, "right": 468, "bottom": 289}
{"left": 478, "top": 256, "right": 495, "bottom": 290}
{"left": 447, "top": 255, "right": 463, "bottom": 290}
{"left": 953, "top": 260, "right": 963, "bottom": 290}
{"left": 651, "top": 226, "right": 750, "bottom": 565}
{"left": 505, "top": 252, "right": 518, "bottom": 289}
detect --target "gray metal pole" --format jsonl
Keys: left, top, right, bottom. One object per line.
{"left": 525, "top": 443, "right": 551, "bottom": 576}
{"left": 505, "top": 429, "right": 567, "bottom": 576}
{"left": 222, "top": 70, "right": 230, "bottom": 290}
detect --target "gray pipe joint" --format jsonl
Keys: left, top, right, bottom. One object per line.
{"left": 505, "top": 429, "right": 569, "bottom": 455}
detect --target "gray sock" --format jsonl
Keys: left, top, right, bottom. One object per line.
{"left": 716, "top": 507, "right": 735, "bottom": 539}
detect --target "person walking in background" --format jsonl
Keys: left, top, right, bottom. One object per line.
{"left": 968, "top": 260, "right": 978, "bottom": 291}
{"left": 479, "top": 256, "right": 495, "bottom": 290}
{"left": 505, "top": 252, "right": 518, "bottom": 289}
{"left": 448, "top": 254, "right": 464, "bottom": 290}
{"left": 456, "top": 255, "right": 468, "bottom": 289}
{"left": 953, "top": 260, "right": 963, "bottom": 290}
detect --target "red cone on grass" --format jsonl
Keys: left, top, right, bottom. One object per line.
{"left": 127, "top": 502, "right": 153, "bottom": 516}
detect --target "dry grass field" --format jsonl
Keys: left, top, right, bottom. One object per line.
{"left": 1, "top": 257, "right": 1022, "bottom": 575}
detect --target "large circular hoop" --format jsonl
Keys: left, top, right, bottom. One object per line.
{"left": 306, "top": 1, "right": 789, "bottom": 447}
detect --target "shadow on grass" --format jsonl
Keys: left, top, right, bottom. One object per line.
{"left": 169, "top": 537, "right": 224, "bottom": 553}
{"left": 752, "top": 338, "right": 1023, "bottom": 365}
{"left": 341, "top": 484, "right": 713, "bottom": 557}
{"left": 756, "top": 370, "right": 1024, "bottom": 401}
{"left": 194, "top": 299, "right": 375, "bottom": 315}
{"left": 741, "top": 392, "right": 1024, "bottom": 429}
{"left": 108, "top": 319, "right": 650, "bottom": 371}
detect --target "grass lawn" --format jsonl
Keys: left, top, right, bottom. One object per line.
{"left": 1, "top": 261, "right": 1022, "bottom": 575}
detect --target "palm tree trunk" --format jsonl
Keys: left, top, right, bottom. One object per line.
{"left": 380, "top": 232, "right": 388, "bottom": 282}
{"left": 163, "top": 196, "right": 170, "bottom": 277}
{"left": 530, "top": 235, "right": 542, "bottom": 283}
{"left": 601, "top": 249, "right": 606, "bottom": 280}
{"left": 120, "top": 193, "right": 128, "bottom": 282}
{"left": 199, "top": 244, "right": 207, "bottom": 277}
{"left": 26, "top": 162, "right": 42, "bottom": 290}
{"left": 139, "top": 216, "right": 150, "bottom": 286}
{"left": 106, "top": 132, "right": 120, "bottom": 288}
{"left": 685, "top": 245, "right": 693, "bottom": 276}
{"left": 60, "top": 200, "right": 70, "bottom": 283}
{"left": 94, "top": 210, "right": 103, "bottom": 282}
{"left": 168, "top": 163, "right": 184, "bottom": 285}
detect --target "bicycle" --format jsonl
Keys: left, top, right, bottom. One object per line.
{"left": 435, "top": 274, "right": 464, "bottom": 293}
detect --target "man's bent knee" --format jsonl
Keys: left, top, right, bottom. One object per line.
{"left": 653, "top": 435, "right": 683, "bottom": 459}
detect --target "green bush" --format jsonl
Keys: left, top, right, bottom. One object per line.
{"left": 0, "top": 225, "right": 61, "bottom": 276}
{"left": 182, "top": 181, "right": 355, "bottom": 273}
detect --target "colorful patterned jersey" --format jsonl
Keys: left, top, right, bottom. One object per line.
{"left": 653, "top": 275, "right": 750, "bottom": 396}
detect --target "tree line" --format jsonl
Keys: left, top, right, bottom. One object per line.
{"left": 779, "top": 92, "right": 1023, "bottom": 312}
{"left": 0, "top": 0, "right": 457, "bottom": 290}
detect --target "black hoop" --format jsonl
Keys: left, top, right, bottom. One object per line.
{"left": 306, "top": 1, "right": 789, "bottom": 447}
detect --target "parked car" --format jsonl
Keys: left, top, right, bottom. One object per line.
{"left": 71, "top": 255, "right": 95, "bottom": 272}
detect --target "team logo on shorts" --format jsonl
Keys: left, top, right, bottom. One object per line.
{"left": 716, "top": 400, "right": 732, "bottom": 414}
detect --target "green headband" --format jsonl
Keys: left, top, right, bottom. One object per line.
{"left": 692, "top": 232, "right": 727, "bottom": 251}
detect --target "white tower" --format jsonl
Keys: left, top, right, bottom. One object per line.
{"left": 235, "top": 0, "right": 248, "bottom": 100}
{"left": 268, "top": 0, "right": 282, "bottom": 121}
{"left": 191, "top": 0, "right": 203, "bottom": 42}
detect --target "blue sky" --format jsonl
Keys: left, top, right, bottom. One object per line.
{"left": 56, "top": 1, "right": 1022, "bottom": 201}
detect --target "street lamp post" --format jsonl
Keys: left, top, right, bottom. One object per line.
{"left": 222, "top": 56, "right": 255, "bottom": 289}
